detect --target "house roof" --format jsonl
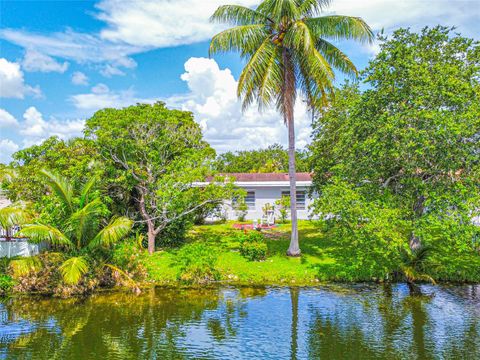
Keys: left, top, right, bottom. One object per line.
{"left": 209, "top": 172, "right": 313, "bottom": 182}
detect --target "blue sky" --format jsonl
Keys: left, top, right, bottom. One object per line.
{"left": 1, "top": 0, "right": 479, "bottom": 163}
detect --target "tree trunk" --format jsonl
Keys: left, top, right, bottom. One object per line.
{"left": 147, "top": 227, "right": 156, "bottom": 255}
{"left": 282, "top": 48, "right": 300, "bottom": 257}
{"left": 409, "top": 195, "right": 425, "bottom": 250}
{"left": 286, "top": 118, "right": 300, "bottom": 256}
{"left": 137, "top": 185, "right": 156, "bottom": 255}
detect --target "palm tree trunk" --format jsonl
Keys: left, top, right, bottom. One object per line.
{"left": 282, "top": 48, "right": 300, "bottom": 257}
{"left": 287, "top": 119, "right": 300, "bottom": 256}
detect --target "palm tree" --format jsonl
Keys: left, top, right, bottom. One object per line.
{"left": 399, "top": 244, "right": 436, "bottom": 295}
{"left": 11, "top": 170, "right": 132, "bottom": 285}
{"left": 210, "top": 0, "right": 373, "bottom": 255}
{"left": 0, "top": 203, "right": 30, "bottom": 241}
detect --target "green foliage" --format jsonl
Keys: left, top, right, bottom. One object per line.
{"left": 4, "top": 137, "right": 101, "bottom": 207}
{"left": 234, "top": 198, "right": 248, "bottom": 222}
{"left": 0, "top": 274, "right": 14, "bottom": 295}
{"left": 314, "top": 180, "right": 408, "bottom": 281}
{"left": 213, "top": 144, "right": 311, "bottom": 173}
{"left": 238, "top": 231, "right": 268, "bottom": 261}
{"left": 175, "top": 243, "right": 219, "bottom": 284}
{"left": 275, "top": 195, "right": 290, "bottom": 223}
{"left": 311, "top": 26, "right": 480, "bottom": 282}
{"left": 85, "top": 102, "right": 235, "bottom": 251}
{"left": 59, "top": 256, "right": 89, "bottom": 285}
{"left": 112, "top": 239, "right": 148, "bottom": 281}
{"left": 15, "top": 172, "right": 132, "bottom": 287}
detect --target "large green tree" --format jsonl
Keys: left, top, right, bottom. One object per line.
{"left": 311, "top": 27, "right": 480, "bottom": 281}
{"left": 209, "top": 0, "right": 372, "bottom": 255}
{"left": 85, "top": 102, "right": 235, "bottom": 254}
{"left": 213, "top": 144, "right": 311, "bottom": 173}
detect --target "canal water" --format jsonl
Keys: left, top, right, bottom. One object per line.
{"left": 1, "top": 284, "right": 479, "bottom": 359}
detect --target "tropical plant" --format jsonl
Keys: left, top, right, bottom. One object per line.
{"left": 11, "top": 170, "right": 132, "bottom": 286}
{"left": 234, "top": 198, "right": 248, "bottom": 222}
{"left": 210, "top": 0, "right": 373, "bottom": 255}
{"left": 399, "top": 245, "right": 436, "bottom": 295}
{"left": 0, "top": 203, "right": 30, "bottom": 240}
{"left": 275, "top": 195, "right": 290, "bottom": 223}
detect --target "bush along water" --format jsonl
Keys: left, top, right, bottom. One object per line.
{"left": 175, "top": 243, "right": 219, "bottom": 284}
{"left": 238, "top": 231, "right": 268, "bottom": 261}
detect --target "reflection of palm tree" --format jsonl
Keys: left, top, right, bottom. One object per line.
{"left": 404, "top": 296, "right": 434, "bottom": 360}
{"left": 290, "top": 287, "right": 299, "bottom": 360}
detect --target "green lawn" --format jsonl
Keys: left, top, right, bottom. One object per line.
{"left": 139, "top": 220, "right": 480, "bottom": 286}
{"left": 141, "top": 221, "right": 336, "bottom": 286}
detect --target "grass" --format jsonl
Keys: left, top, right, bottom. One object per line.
{"left": 141, "top": 220, "right": 337, "bottom": 286}
{"left": 139, "top": 220, "right": 480, "bottom": 286}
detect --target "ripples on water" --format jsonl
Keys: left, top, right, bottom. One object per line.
{"left": 0, "top": 284, "right": 479, "bottom": 359}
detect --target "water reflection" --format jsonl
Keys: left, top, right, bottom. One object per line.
{"left": 0, "top": 285, "right": 478, "bottom": 359}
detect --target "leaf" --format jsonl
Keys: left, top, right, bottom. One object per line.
{"left": 0, "top": 206, "right": 30, "bottom": 228}
{"left": 89, "top": 217, "right": 132, "bottom": 249}
{"left": 40, "top": 169, "right": 74, "bottom": 214}
{"left": 59, "top": 256, "right": 89, "bottom": 285}
{"left": 18, "top": 224, "right": 73, "bottom": 248}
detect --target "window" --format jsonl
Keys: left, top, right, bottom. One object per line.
{"left": 281, "top": 191, "right": 306, "bottom": 210}
{"left": 245, "top": 191, "right": 256, "bottom": 209}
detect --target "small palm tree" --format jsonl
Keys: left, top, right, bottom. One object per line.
{"left": 400, "top": 244, "right": 436, "bottom": 295}
{"left": 210, "top": 0, "right": 373, "bottom": 255}
{"left": 12, "top": 170, "right": 132, "bottom": 285}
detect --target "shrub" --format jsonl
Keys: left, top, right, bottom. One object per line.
{"left": 157, "top": 218, "right": 191, "bottom": 247}
{"left": 112, "top": 237, "right": 148, "bottom": 281}
{"left": 238, "top": 231, "right": 268, "bottom": 261}
{"left": 175, "top": 243, "right": 219, "bottom": 284}
{"left": 0, "top": 274, "right": 14, "bottom": 295}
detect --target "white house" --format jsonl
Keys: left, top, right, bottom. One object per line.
{"left": 199, "top": 173, "right": 316, "bottom": 221}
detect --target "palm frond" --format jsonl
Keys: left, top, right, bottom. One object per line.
{"left": 298, "top": 0, "right": 331, "bottom": 16}
{"left": 88, "top": 217, "right": 132, "bottom": 249}
{"left": 316, "top": 38, "right": 357, "bottom": 77}
{"left": 9, "top": 257, "right": 42, "bottom": 278}
{"left": 257, "top": 0, "right": 301, "bottom": 22}
{"left": 59, "top": 256, "right": 89, "bottom": 285}
{"left": 18, "top": 224, "right": 73, "bottom": 248}
{"left": 79, "top": 176, "right": 98, "bottom": 208}
{"left": 0, "top": 206, "right": 30, "bottom": 228}
{"left": 210, "top": 5, "right": 272, "bottom": 25}
{"left": 238, "top": 37, "right": 279, "bottom": 110}
{"left": 306, "top": 15, "right": 374, "bottom": 44}
{"left": 40, "top": 169, "right": 74, "bottom": 214}
{"left": 67, "top": 198, "right": 104, "bottom": 248}
{"left": 209, "top": 24, "right": 269, "bottom": 57}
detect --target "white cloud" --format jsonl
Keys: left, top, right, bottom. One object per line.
{"left": 0, "top": 108, "right": 19, "bottom": 128}
{"left": 69, "top": 83, "right": 138, "bottom": 111}
{"left": 0, "top": 28, "right": 139, "bottom": 76}
{"left": 22, "top": 49, "right": 69, "bottom": 73}
{"left": 0, "top": 58, "right": 41, "bottom": 98}
{"left": 167, "top": 57, "right": 312, "bottom": 152}
{"left": 19, "top": 106, "right": 85, "bottom": 147}
{"left": 71, "top": 71, "right": 89, "bottom": 86}
{"left": 99, "top": 64, "right": 125, "bottom": 77}
{"left": 96, "top": 0, "right": 259, "bottom": 48}
{"left": 0, "top": 139, "right": 19, "bottom": 164}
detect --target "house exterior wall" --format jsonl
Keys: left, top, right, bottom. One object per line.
{"left": 225, "top": 185, "right": 316, "bottom": 221}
